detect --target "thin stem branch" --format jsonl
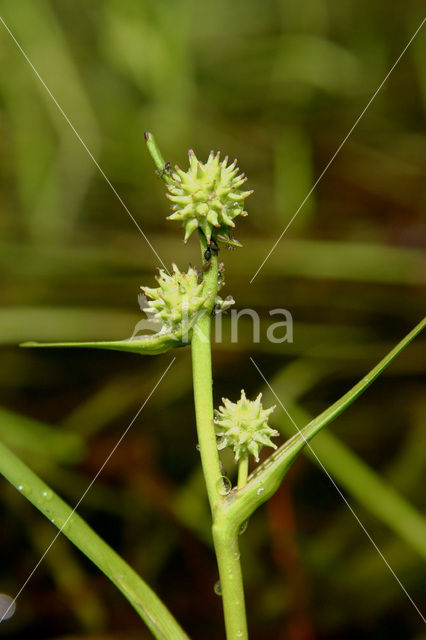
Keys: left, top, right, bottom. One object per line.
{"left": 190, "top": 243, "right": 222, "bottom": 511}
{"left": 191, "top": 309, "right": 222, "bottom": 511}
{"left": 212, "top": 524, "right": 247, "bottom": 640}
{"left": 144, "top": 131, "right": 174, "bottom": 185}
{"left": 237, "top": 457, "right": 249, "bottom": 490}
{"left": 190, "top": 232, "right": 249, "bottom": 639}
{"left": 145, "top": 132, "right": 249, "bottom": 638}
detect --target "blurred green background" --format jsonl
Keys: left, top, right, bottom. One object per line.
{"left": 0, "top": 0, "right": 425, "bottom": 638}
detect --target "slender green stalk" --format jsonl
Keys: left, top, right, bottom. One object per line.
{"left": 212, "top": 523, "right": 247, "bottom": 640}
{"left": 190, "top": 236, "right": 222, "bottom": 510}
{"left": 190, "top": 233, "right": 248, "bottom": 639}
{"left": 191, "top": 308, "right": 222, "bottom": 510}
{"left": 144, "top": 133, "right": 250, "bottom": 636}
{"left": 0, "top": 441, "right": 189, "bottom": 640}
{"left": 237, "top": 457, "right": 249, "bottom": 490}
{"left": 144, "top": 131, "right": 174, "bottom": 185}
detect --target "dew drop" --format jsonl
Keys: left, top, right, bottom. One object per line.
{"left": 234, "top": 551, "right": 240, "bottom": 560}
{"left": 0, "top": 594, "right": 16, "bottom": 621}
{"left": 216, "top": 476, "right": 232, "bottom": 496}
{"left": 214, "top": 580, "right": 222, "bottom": 596}
{"left": 42, "top": 489, "right": 53, "bottom": 500}
{"left": 195, "top": 443, "right": 201, "bottom": 451}
{"left": 17, "top": 485, "right": 23, "bottom": 492}
{"left": 238, "top": 520, "right": 249, "bottom": 536}
{"left": 256, "top": 487, "right": 264, "bottom": 496}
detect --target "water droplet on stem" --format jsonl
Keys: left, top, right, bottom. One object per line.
{"left": 216, "top": 476, "right": 232, "bottom": 495}
{"left": 214, "top": 580, "right": 222, "bottom": 596}
{"left": 238, "top": 520, "right": 249, "bottom": 535}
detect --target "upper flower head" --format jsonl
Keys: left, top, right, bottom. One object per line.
{"left": 166, "top": 149, "right": 252, "bottom": 243}
{"left": 141, "top": 264, "right": 207, "bottom": 332}
{"left": 214, "top": 390, "right": 278, "bottom": 462}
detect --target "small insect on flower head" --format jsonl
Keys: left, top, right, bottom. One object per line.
{"left": 214, "top": 390, "right": 278, "bottom": 462}
{"left": 165, "top": 150, "right": 252, "bottom": 243}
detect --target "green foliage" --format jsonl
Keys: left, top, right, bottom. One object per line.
{"left": 2, "top": 128, "right": 424, "bottom": 638}
{"left": 0, "top": 0, "right": 425, "bottom": 637}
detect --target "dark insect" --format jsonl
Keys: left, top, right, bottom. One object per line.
{"left": 204, "top": 237, "right": 219, "bottom": 262}
{"left": 156, "top": 161, "right": 171, "bottom": 178}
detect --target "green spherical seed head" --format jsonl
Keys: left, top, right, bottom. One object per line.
{"left": 166, "top": 150, "right": 252, "bottom": 243}
{"left": 214, "top": 390, "right": 278, "bottom": 462}
{"left": 141, "top": 265, "right": 207, "bottom": 332}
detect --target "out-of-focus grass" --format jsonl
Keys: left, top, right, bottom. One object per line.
{"left": 0, "top": 0, "right": 425, "bottom": 637}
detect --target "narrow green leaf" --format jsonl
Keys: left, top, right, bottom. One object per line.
{"left": 0, "top": 440, "right": 189, "bottom": 640}
{"left": 221, "top": 318, "right": 425, "bottom": 530}
{"left": 21, "top": 331, "right": 188, "bottom": 356}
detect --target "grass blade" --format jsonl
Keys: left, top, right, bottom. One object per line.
{"left": 224, "top": 317, "right": 425, "bottom": 527}
{"left": 0, "top": 441, "right": 189, "bottom": 639}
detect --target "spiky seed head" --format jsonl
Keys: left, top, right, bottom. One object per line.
{"left": 166, "top": 150, "right": 252, "bottom": 243}
{"left": 214, "top": 390, "right": 278, "bottom": 462}
{"left": 141, "top": 264, "right": 207, "bottom": 332}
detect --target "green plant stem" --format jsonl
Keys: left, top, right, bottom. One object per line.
{"left": 144, "top": 131, "right": 174, "bottom": 185}
{"left": 212, "top": 522, "right": 247, "bottom": 640}
{"left": 144, "top": 132, "right": 249, "bottom": 638}
{"left": 190, "top": 241, "right": 222, "bottom": 510}
{"left": 0, "top": 441, "right": 189, "bottom": 640}
{"left": 191, "top": 307, "right": 222, "bottom": 509}
{"left": 237, "top": 457, "right": 249, "bottom": 489}
{"left": 190, "top": 233, "right": 248, "bottom": 639}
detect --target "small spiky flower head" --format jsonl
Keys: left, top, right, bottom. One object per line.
{"left": 166, "top": 149, "right": 252, "bottom": 243}
{"left": 141, "top": 264, "right": 207, "bottom": 332}
{"left": 214, "top": 390, "right": 278, "bottom": 462}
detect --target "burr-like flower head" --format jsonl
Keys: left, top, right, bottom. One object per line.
{"left": 214, "top": 390, "right": 278, "bottom": 462}
{"left": 166, "top": 149, "right": 252, "bottom": 243}
{"left": 141, "top": 264, "right": 207, "bottom": 332}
